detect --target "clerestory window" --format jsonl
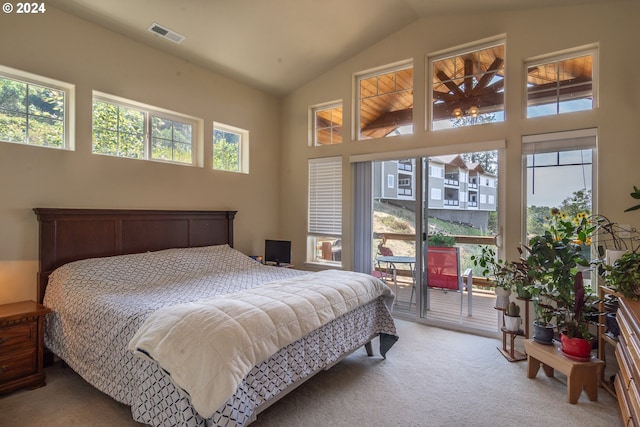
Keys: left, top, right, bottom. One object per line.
{"left": 213, "top": 122, "right": 249, "bottom": 173}
{"left": 311, "top": 102, "right": 343, "bottom": 146}
{"left": 525, "top": 48, "right": 596, "bottom": 118}
{"left": 92, "top": 92, "right": 200, "bottom": 165}
{"left": 431, "top": 40, "right": 505, "bottom": 130}
{"left": 356, "top": 62, "right": 414, "bottom": 140}
{"left": 0, "top": 65, "right": 74, "bottom": 149}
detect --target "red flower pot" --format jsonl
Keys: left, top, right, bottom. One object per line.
{"left": 560, "top": 332, "right": 592, "bottom": 359}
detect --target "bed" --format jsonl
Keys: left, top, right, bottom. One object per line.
{"left": 34, "top": 208, "right": 398, "bottom": 426}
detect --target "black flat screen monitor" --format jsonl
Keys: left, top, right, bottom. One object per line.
{"left": 264, "top": 239, "right": 291, "bottom": 266}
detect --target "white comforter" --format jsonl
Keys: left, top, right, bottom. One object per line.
{"left": 129, "top": 269, "right": 393, "bottom": 419}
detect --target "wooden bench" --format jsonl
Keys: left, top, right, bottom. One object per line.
{"left": 524, "top": 339, "right": 604, "bottom": 404}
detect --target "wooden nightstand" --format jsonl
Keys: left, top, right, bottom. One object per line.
{"left": 0, "top": 300, "right": 51, "bottom": 394}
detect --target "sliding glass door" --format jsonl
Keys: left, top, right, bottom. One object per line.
{"left": 419, "top": 151, "right": 499, "bottom": 333}
{"left": 370, "top": 150, "right": 500, "bottom": 334}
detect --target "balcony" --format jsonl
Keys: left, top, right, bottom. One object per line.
{"left": 373, "top": 232, "right": 499, "bottom": 333}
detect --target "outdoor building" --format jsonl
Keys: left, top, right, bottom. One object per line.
{"left": 373, "top": 155, "right": 497, "bottom": 230}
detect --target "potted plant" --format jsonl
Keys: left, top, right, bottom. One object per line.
{"left": 504, "top": 301, "right": 521, "bottom": 332}
{"left": 595, "top": 187, "right": 640, "bottom": 300}
{"left": 527, "top": 285, "right": 557, "bottom": 344}
{"left": 525, "top": 209, "right": 598, "bottom": 358}
{"left": 427, "top": 232, "right": 456, "bottom": 247}
{"left": 601, "top": 251, "right": 640, "bottom": 301}
{"left": 556, "top": 272, "right": 600, "bottom": 359}
{"left": 471, "top": 246, "right": 514, "bottom": 310}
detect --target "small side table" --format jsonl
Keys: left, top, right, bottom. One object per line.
{"left": 0, "top": 300, "right": 51, "bottom": 394}
{"left": 524, "top": 339, "right": 604, "bottom": 404}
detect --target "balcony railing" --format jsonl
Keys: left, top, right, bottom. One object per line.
{"left": 373, "top": 231, "right": 498, "bottom": 290}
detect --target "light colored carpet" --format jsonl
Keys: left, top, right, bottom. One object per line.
{"left": 0, "top": 319, "right": 621, "bottom": 427}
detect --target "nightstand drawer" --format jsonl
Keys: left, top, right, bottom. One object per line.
{"left": 0, "top": 321, "right": 37, "bottom": 355}
{"left": 0, "top": 348, "right": 37, "bottom": 383}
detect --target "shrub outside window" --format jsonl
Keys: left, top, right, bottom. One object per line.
{"left": 0, "top": 65, "right": 74, "bottom": 149}
{"left": 213, "top": 122, "right": 249, "bottom": 174}
{"left": 92, "top": 92, "right": 198, "bottom": 165}
{"left": 526, "top": 50, "right": 595, "bottom": 118}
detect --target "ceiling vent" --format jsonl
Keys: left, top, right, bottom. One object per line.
{"left": 148, "top": 23, "right": 185, "bottom": 44}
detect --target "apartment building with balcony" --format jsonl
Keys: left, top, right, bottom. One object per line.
{"left": 373, "top": 155, "right": 497, "bottom": 230}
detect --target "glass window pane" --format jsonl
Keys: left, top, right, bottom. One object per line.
{"left": 0, "top": 111, "right": 27, "bottom": 143}
{"left": 432, "top": 43, "right": 505, "bottom": 130}
{"left": 525, "top": 148, "right": 593, "bottom": 240}
{"left": 174, "top": 142, "right": 192, "bottom": 163}
{"left": 314, "top": 104, "right": 343, "bottom": 146}
{"left": 92, "top": 101, "right": 118, "bottom": 131}
{"left": 0, "top": 77, "right": 27, "bottom": 115}
{"left": 152, "top": 116, "right": 172, "bottom": 138}
{"left": 0, "top": 72, "right": 69, "bottom": 149}
{"left": 28, "top": 115, "right": 63, "bottom": 147}
{"left": 92, "top": 130, "right": 119, "bottom": 156}
{"left": 174, "top": 122, "right": 192, "bottom": 143}
{"left": 359, "top": 66, "right": 413, "bottom": 140}
{"left": 151, "top": 138, "right": 172, "bottom": 160}
{"left": 213, "top": 127, "right": 242, "bottom": 172}
{"left": 118, "top": 131, "right": 144, "bottom": 158}
{"left": 526, "top": 53, "right": 593, "bottom": 118}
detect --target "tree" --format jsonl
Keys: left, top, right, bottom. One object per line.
{"left": 460, "top": 150, "right": 498, "bottom": 174}
{"left": 0, "top": 77, "right": 65, "bottom": 147}
{"left": 213, "top": 130, "right": 240, "bottom": 171}
{"left": 559, "top": 188, "right": 592, "bottom": 217}
{"left": 213, "top": 138, "right": 239, "bottom": 171}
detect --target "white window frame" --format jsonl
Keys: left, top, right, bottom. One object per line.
{"left": 0, "top": 64, "right": 75, "bottom": 150}
{"left": 354, "top": 60, "right": 414, "bottom": 141}
{"left": 213, "top": 122, "right": 249, "bottom": 174}
{"left": 310, "top": 101, "right": 343, "bottom": 146}
{"left": 308, "top": 156, "right": 342, "bottom": 266}
{"left": 521, "top": 128, "right": 598, "bottom": 247}
{"left": 524, "top": 45, "right": 598, "bottom": 118}
{"left": 92, "top": 91, "right": 202, "bottom": 166}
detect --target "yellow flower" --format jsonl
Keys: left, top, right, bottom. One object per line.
{"left": 585, "top": 237, "right": 592, "bottom": 245}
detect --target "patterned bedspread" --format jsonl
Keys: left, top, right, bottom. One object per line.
{"left": 44, "top": 245, "right": 397, "bottom": 426}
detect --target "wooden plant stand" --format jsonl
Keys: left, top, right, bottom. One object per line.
{"left": 499, "top": 327, "right": 527, "bottom": 362}
{"left": 524, "top": 339, "right": 604, "bottom": 404}
{"left": 496, "top": 305, "right": 528, "bottom": 362}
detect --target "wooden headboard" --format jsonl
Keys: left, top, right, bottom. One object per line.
{"left": 33, "top": 208, "right": 237, "bottom": 304}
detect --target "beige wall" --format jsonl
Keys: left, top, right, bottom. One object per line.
{"left": 0, "top": 7, "right": 284, "bottom": 303}
{"left": 281, "top": 2, "right": 640, "bottom": 270}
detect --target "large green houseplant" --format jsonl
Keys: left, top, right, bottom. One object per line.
{"left": 597, "top": 186, "right": 640, "bottom": 300}
{"left": 471, "top": 246, "right": 516, "bottom": 310}
{"left": 525, "top": 208, "right": 599, "bottom": 357}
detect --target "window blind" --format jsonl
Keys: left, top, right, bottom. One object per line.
{"left": 308, "top": 157, "right": 342, "bottom": 236}
{"left": 522, "top": 128, "right": 597, "bottom": 154}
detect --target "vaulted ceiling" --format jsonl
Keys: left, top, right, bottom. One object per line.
{"left": 48, "top": 0, "right": 612, "bottom": 96}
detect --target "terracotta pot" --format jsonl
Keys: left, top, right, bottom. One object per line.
{"left": 560, "top": 332, "right": 592, "bottom": 359}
